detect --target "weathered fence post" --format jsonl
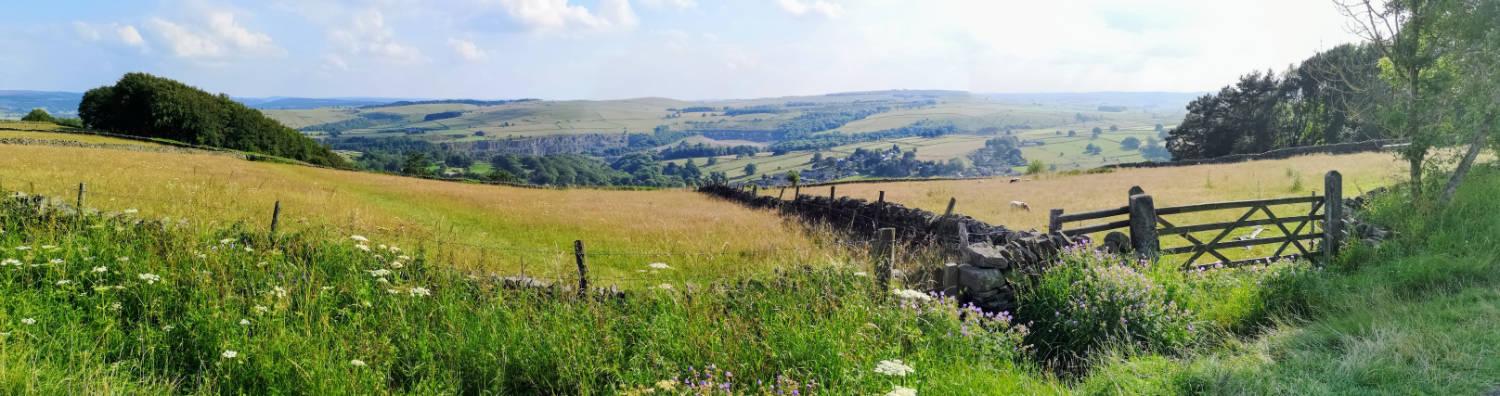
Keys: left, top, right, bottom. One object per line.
{"left": 875, "top": 228, "right": 895, "bottom": 293}
{"left": 1128, "top": 194, "right": 1159, "bottom": 258}
{"left": 794, "top": 185, "right": 801, "bottom": 201}
{"left": 828, "top": 185, "right": 837, "bottom": 205}
{"left": 874, "top": 191, "right": 885, "bottom": 228}
{"left": 957, "top": 221, "right": 970, "bottom": 247}
{"left": 574, "top": 240, "right": 588, "bottom": 297}
{"left": 1323, "top": 171, "right": 1343, "bottom": 265}
{"left": 778, "top": 187, "right": 786, "bottom": 200}
{"left": 1048, "top": 208, "right": 1063, "bottom": 234}
{"left": 75, "top": 183, "right": 86, "bottom": 212}
{"left": 269, "top": 201, "right": 282, "bottom": 237}
{"left": 943, "top": 197, "right": 956, "bottom": 218}
{"left": 1128, "top": 185, "right": 1145, "bottom": 197}
{"left": 752, "top": 185, "right": 758, "bottom": 196}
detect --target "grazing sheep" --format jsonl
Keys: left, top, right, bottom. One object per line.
{"left": 1009, "top": 177, "right": 1021, "bottom": 183}
{"left": 1009, "top": 201, "right": 1031, "bottom": 211}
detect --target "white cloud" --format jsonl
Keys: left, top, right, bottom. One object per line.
{"left": 448, "top": 38, "right": 487, "bottom": 62}
{"left": 329, "top": 9, "right": 424, "bottom": 63}
{"left": 496, "top": 0, "right": 638, "bottom": 34}
{"left": 639, "top": 0, "right": 697, "bottom": 9}
{"left": 145, "top": 11, "right": 280, "bottom": 60}
{"left": 73, "top": 21, "right": 149, "bottom": 50}
{"left": 117, "top": 25, "right": 146, "bottom": 48}
{"left": 775, "top": 0, "right": 842, "bottom": 19}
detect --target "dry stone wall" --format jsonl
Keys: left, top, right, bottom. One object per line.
{"left": 698, "top": 185, "right": 1078, "bottom": 312}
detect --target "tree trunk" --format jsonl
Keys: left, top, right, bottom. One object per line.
{"left": 1439, "top": 118, "right": 1493, "bottom": 205}
{"left": 1409, "top": 155, "right": 1424, "bottom": 201}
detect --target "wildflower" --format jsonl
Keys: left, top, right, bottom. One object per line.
{"left": 41, "top": 245, "right": 56, "bottom": 250}
{"left": 409, "top": 287, "right": 432, "bottom": 297}
{"left": 368, "top": 269, "right": 391, "bottom": 277}
{"left": 655, "top": 379, "right": 678, "bottom": 391}
{"left": 648, "top": 262, "right": 671, "bottom": 270}
{"left": 397, "top": 255, "right": 411, "bottom": 261}
{"left": 350, "top": 359, "right": 367, "bottom": 367}
{"left": 137, "top": 273, "right": 161, "bottom": 284}
{"left": 239, "top": 319, "right": 251, "bottom": 326}
{"left": 123, "top": 208, "right": 138, "bottom": 214}
{"left": 162, "top": 324, "right": 174, "bottom": 332}
{"left": 853, "top": 271, "right": 868, "bottom": 277}
{"left": 886, "top": 386, "right": 917, "bottom": 396}
{"left": 386, "top": 288, "right": 399, "bottom": 294}
{"left": 244, "top": 247, "right": 254, "bottom": 253}
{"left": 221, "top": 350, "right": 238, "bottom": 359}
{"left": 390, "top": 261, "right": 404, "bottom": 269}
{"left": 254, "top": 305, "right": 270, "bottom": 314}
{"left": 355, "top": 244, "right": 371, "bottom": 252}
{"left": 351, "top": 235, "right": 369, "bottom": 243}
{"left": 219, "top": 238, "right": 235, "bottom": 245}
{"left": 874, "top": 359, "right": 915, "bottom": 377}
{"left": 2, "top": 259, "right": 19, "bottom": 266}
{"left": 48, "top": 258, "right": 64, "bottom": 265}
{"left": 117, "top": 256, "right": 130, "bottom": 262}
{"left": 657, "top": 283, "right": 673, "bottom": 290}
{"left": 110, "top": 302, "right": 122, "bottom": 311}
{"left": 20, "top": 318, "right": 36, "bottom": 325}
{"left": 55, "top": 279, "right": 71, "bottom": 286}
{"left": 92, "top": 266, "right": 108, "bottom": 273}
{"left": 14, "top": 246, "right": 29, "bottom": 251}
{"left": 893, "top": 289, "right": 933, "bottom": 302}
{"left": 272, "top": 286, "right": 288, "bottom": 298}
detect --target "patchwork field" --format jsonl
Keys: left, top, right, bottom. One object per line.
{"left": 0, "top": 123, "right": 835, "bottom": 286}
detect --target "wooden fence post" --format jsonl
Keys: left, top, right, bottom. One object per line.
{"left": 874, "top": 191, "right": 885, "bottom": 228}
{"left": 1128, "top": 185, "right": 1145, "bottom": 197}
{"left": 943, "top": 197, "right": 957, "bottom": 218}
{"left": 877, "top": 191, "right": 885, "bottom": 204}
{"left": 876, "top": 228, "right": 895, "bottom": 293}
{"left": 794, "top": 185, "right": 801, "bottom": 201}
{"left": 574, "top": 240, "right": 588, "bottom": 297}
{"left": 778, "top": 187, "right": 786, "bottom": 200}
{"left": 1128, "top": 194, "right": 1159, "bottom": 258}
{"left": 1048, "top": 208, "right": 1064, "bottom": 234}
{"left": 269, "top": 201, "right": 282, "bottom": 236}
{"left": 752, "top": 185, "right": 758, "bottom": 196}
{"left": 1324, "top": 171, "right": 1343, "bottom": 265}
{"left": 76, "top": 183, "right": 86, "bottom": 211}
{"left": 828, "top": 185, "right": 837, "bottom": 204}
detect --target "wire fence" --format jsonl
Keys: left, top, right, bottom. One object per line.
{"left": 0, "top": 175, "right": 907, "bottom": 288}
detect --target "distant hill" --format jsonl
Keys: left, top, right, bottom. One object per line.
{"left": 237, "top": 97, "right": 408, "bottom": 110}
{"left": 0, "top": 90, "right": 83, "bottom": 117}
{"left": 983, "top": 92, "right": 1202, "bottom": 112}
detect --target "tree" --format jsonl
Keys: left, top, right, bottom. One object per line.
{"left": 1335, "top": 0, "right": 1448, "bottom": 200}
{"left": 1025, "top": 160, "right": 1045, "bottom": 175}
{"left": 401, "top": 152, "right": 432, "bottom": 176}
{"left": 1120, "top": 136, "right": 1142, "bottom": 150}
{"left": 786, "top": 170, "right": 800, "bottom": 187}
{"left": 810, "top": 151, "right": 824, "bottom": 164}
{"left": 1090, "top": 127, "right": 1103, "bottom": 139}
{"left": 1433, "top": 0, "right": 1500, "bottom": 204}
{"left": 21, "top": 109, "right": 54, "bottom": 123}
{"left": 1067, "top": 130, "right": 1077, "bottom": 137}
{"left": 743, "top": 163, "right": 758, "bottom": 177}
{"left": 1109, "top": 125, "right": 1119, "bottom": 132}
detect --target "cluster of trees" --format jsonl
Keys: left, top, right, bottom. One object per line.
{"left": 657, "top": 142, "right": 760, "bottom": 160}
{"left": 722, "top": 106, "right": 784, "bottom": 116}
{"left": 967, "top": 136, "right": 1027, "bottom": 170}
{"left": 770, "top": 120, "right": 957, "bottom": 153}
{"left": 19, "top": 109, "right": 82, "bottom": 128}
{"left": 1166, "top": 1, "right": 1498, "bottom": 204}
{"left": 1165, "top": 43, "right": 1387, "bottom": 160}
{"left": 489, "top": 152, "right": 723, "bottom": 187}
{"left": 422, "top": 111, "right": 464, "bottom": 122}
{"left": 811, "top": 145, "right": 966, "bottom": 179}
{"left": 77, "top": 73, "right": 349, "bottom": 168}
{"left": 775, "top": 108, "right": 887, "bottom": 137}
{"left": 362, "top": 99, "right": 536, "bottom": 109}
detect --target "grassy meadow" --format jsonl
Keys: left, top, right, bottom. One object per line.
{"left": 0, "top": 124, "right": 837, "bottom": 286}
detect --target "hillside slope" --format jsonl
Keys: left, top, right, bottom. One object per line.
{"left": 0, "top": 122, "right": 830, "bottom": 283}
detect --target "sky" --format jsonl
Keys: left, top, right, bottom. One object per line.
{"left": 0, "top": 0, "right": 1363, "bottom": 100}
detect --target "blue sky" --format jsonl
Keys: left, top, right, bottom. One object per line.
{"left": 0, "top": 0, "right": 1360, "bottom": 100}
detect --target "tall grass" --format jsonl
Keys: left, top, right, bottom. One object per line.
{"left": 0, "top": 195, "right": 1054, "bottom": 394}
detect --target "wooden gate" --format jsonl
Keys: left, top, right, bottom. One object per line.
{"left": 1048, "top": 171, "right": 1344, "bottom": 269}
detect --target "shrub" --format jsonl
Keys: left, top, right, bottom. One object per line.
{"left": 1017, "top": 251, "right": 1196, "bottom": 369}
{"left": 21, "top": 108, "right": 55, "bottom": 123}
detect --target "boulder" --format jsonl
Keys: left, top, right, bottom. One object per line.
{"left": 964, "top": 243, "right": 1010, "bottom": 269}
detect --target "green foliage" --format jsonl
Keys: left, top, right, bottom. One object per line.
{"left": 20, "top": 108, "right": 54, "bottom": 123}
{"left": 77, "top": 73, "right": 348, "bottom": 168}
{"left": 1025, "top": 160, "right": 1045, "bottom": 175}
{"left": 1015, "top": 252, "right": 1196, "bottom": 370}
{"left": 1119, "top": 136, "right": 1141, "bottom": 150}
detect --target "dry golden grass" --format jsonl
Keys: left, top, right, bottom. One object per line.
{"left": 0, "top": 135, "right": 837, "bottom": 285}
